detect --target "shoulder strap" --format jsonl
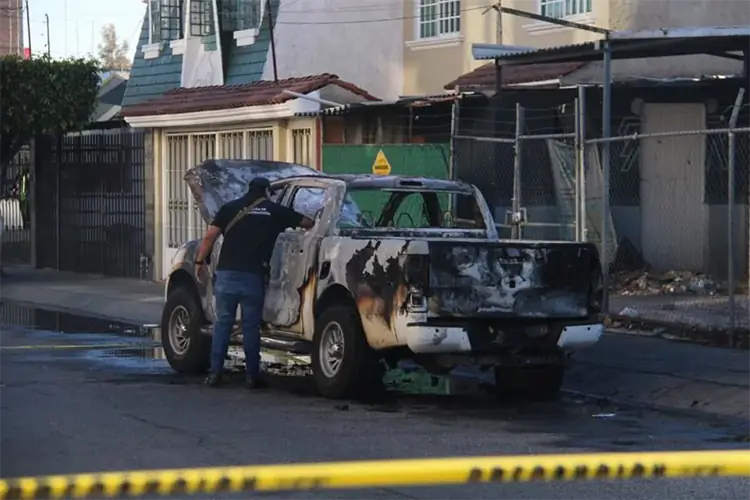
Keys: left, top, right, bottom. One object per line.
{"left": 223, "top": 197, "right": 266, "bottom": 235}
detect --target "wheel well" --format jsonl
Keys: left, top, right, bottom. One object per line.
{"left": 315, "top": 284, "right": 357, "bottom": 318}
{"left": 167, "top": 269, "right": 200, "bottom": 301}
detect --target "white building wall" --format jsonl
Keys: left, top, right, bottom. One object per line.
{"left": 261, "top": 0, "right": 404, "bottom": 100}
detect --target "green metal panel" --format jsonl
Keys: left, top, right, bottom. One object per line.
{"left": 322, "top": 144, "right": 450, "bottom": 228}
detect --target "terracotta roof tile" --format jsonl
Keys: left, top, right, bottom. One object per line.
{"left": 444, "top": 61, "right": 588, "bottom": 90}
{"left": 122, "top": 73, "right": 379, "bottom": 117}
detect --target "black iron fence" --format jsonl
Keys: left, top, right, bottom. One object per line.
{"left": 1, "top": 124, "right": 149, "bottom": 279}
{"left": 0, "top": 146, "right": 32, "bottom": 265}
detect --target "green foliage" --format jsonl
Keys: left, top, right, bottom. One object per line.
{"left": 0, "top": 54, "right": 101, "bottom": 172}
{"left": 0, "top": 55, "right": 101, "bottom": 134}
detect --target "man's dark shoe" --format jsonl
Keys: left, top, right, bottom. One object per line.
{"left": 204, "top": 373, "right": 223, "bottom": 387}
{"left": 245, "top": 376, "right": 268, "bottom": 390}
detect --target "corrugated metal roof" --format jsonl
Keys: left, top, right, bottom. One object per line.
{"left": 294, "top": 93, "right": 474, "bottom": 117}
{"left": 444, "top": 62, "right": 587, "bottom": 90}
{"left": 472, "top": 43, "right": 540, "bottom": 60}
{"left": 470, "top": 25, "right": 749, "bottom": 65}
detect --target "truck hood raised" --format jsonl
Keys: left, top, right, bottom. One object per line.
{"left": 184, "top": 159, "right": 322, "bottom": 223}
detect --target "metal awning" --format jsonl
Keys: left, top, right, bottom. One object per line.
{"left": 294, "top": 93, "right": 485, "bottom": 117}
{"left": 472, "top": 25, "right": 750, "bottom": 65}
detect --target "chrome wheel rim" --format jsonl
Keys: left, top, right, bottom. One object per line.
{"left": 168, "top": 305, "right": 191, "bottom": 355}
{"left": 319, "top": 321, "right": 345, "bottom": 379}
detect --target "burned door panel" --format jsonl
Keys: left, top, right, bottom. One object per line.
{"left": 263, "top": 179, "right": 347, "bottom": 335}
{"left": 428, "top": 242, "right": 597, "bottom": 318}
{"left": 330, "top": 238, "right": 413, "bottom": 348}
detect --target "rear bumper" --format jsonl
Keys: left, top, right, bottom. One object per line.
{"left": 401, "top": 322, "right": 604, "bottom": 354}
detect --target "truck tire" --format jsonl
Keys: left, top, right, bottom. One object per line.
{"left": 311, "top": 306, "right": 382, "bottom": 399}
{"left": 493, "top": 364, "right": 564, "bottom": 401}
{"left": 161, "top": 287, "right": 212, "bottom": 375}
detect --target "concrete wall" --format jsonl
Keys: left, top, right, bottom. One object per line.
{"left": 263, "top": 0, "right": 404, "bottom": 100}
{"left": 402, "top": 0, "right": 497, "bottom": 96}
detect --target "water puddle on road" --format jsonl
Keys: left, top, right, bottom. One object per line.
{"left": 0, "top": 300, "right": 152, "bottom": 337}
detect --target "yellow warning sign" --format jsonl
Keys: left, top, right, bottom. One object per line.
{"left": 371, "top": 149, "right": 392, "bottom": 175}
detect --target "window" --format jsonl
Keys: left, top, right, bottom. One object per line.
{"left": 290, "top": 187, "right": 327, "bottom": 219}
{"left": 540, "top": 0, "right": 592, "bottom": 19}
{"left": 191, "top": 0, "right": 215, "bottom": 36}
{"left": 418, "top": 0, "right": 460, "bottom": 39}
{"left": 151, "top": 0, "right": 184, "bottom": 42}
{"left": 220, "top": 0, "right": 263, "bottom": 31}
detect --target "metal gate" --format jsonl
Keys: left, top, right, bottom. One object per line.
{"left": 163, "top": 129, "right": 274, "bottom": 276}
{"left": 32, "top": 128, "right": 147, "bottom": 278}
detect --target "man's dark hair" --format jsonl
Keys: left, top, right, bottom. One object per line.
{"left": 246, "top": 177, "right": 270, "bottom": 201}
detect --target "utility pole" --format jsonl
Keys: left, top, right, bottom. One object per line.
{"left": 25, "top": 0, "right": 31, "bottom": 55}
{"left": 266, "top": 0, "right": 278, "bottom": 83}
{"left": 44, "top": 14, "right": 51, "bottom": 56}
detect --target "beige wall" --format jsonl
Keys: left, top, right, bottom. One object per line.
{"left": 402, "top": 0, "right": 749, "bottom": 95}
{"left": 500, "top": 0, "right": 607, "bottom": 48}
{"left": 402, "top": 0, "right": 499, "bottom": 96}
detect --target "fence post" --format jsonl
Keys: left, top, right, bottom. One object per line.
{"left": 573, "top": 97, "right": 583, "bottom": 241}
{"left": 55, "top": 133, "right": 62, "bottom": 270}
{"left": 511, "top": 103, "right": 524, "bottom": 239}
{"left": 726, "top": 87, "right": 745, "bottom": 345}
{"left": 577, "top": 86, "right": 587, "bottom": 242}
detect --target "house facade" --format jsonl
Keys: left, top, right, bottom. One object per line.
{"left": 0, "top": 0, "right": 23, "bottom": 56}
{"left": 122, "top": 0, "right": 391, "bottom": 279}
{"left": 446, "top": 0, "right": 750, "bottom": 277}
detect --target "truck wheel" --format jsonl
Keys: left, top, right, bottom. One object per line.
{"left": 161, "top": 287, "right": 211, "bottom": 375}
{"left": 493, "top": 365, "right": 564, "bottom": 401}
{"left": 311, "top": 306, "right": 382, "bottom": 399}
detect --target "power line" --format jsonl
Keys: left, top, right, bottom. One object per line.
{"left": 275, "top": 4, "right": 492, "bottom": 25}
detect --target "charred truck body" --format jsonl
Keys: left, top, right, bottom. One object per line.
{"left": 162, "top": 160, "right": 604, "bottom": 399}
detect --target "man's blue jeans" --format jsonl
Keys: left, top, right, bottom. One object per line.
{"left": 210, "top": 270, "right": 265, "bottom": 378}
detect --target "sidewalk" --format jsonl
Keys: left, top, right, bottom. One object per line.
{"left": 1, "top": 267, "right": 748, "bottom": 420}
{"left": 0, "top": 268, "right": 164, "bottom": 325}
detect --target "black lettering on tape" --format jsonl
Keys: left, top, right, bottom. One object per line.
{"left": 573, "top": 466, "right": 588, "bottom": 479}
{"left": 63, "top": 482, "right": 75, "bottom": 498}
{"left": 531, "top": 467, "right": 545, "bottom": 480}
{"left": 595, "top": 465, "right": 610, "bottom": 479}
{"left": 553, "top": 466, "right": 566, "bottom": 479}
{"left": 5, "top": 485, "right": 22, "bottom": 500}
{"left": 631, "top": 464, "right": 645, "bottom": 478}
{"left": 196, "top": 478, "right": 207, "bottom": 492}
{"left": 143, "top": 479, "right": 160, "bottom": 495}
{"left": 512, "top": 467, "right": 523, "bottom": 481}
{"left": 489, "top": 468, "right": 504, "bottom": 482}
{"left": 34, "top": 484, "right": 51, "bottom": 500}
{"left": 87, "top": 482, "right": 105, "bottom": 498}
{"left": 170, "top": 478, "right": 188, "bottom": 494}
{"left": 616, "top": 465, "right": 626, "bottom": 478}
{"left": 117, "top": 480, "right": 132, "bottom": 496}
{"left": 241, "top": 477, "right": 258, "bottom": 490}
{"left": 652, "top": 464, "right": 666, "bottom": 477}
{"left": 216, "top": 476, "right": 232, "bottom": 492}
{"left": 467, "top": 468, "right": 483, "bottom": 482}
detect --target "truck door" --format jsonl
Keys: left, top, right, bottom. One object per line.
{"left": 263, "top": 178, "right": 346, "bottom": 336}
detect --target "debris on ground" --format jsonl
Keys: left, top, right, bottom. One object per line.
{"left": 611, "top": 269, "right": 720, "bottom": 296}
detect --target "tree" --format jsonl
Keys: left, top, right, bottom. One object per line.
{"left": 0, "top": 54, "right": 100, "bottom": 192}
{"left": 0, "top": 55, "right": 99, "bottom": 275}
{"left": 98, "top": 24, "right": 131, "bottom": 71}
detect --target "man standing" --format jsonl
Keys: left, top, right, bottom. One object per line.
{"left": 194, "top": 178, "right": 314, "bottom": 389}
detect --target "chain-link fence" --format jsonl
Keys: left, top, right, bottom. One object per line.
{"left": 452, "top": 91, "right": 749, "bottom": 345}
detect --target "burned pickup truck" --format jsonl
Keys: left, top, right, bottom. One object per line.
{"left": 162, "top": 159, "right": 603, "bottom": 399}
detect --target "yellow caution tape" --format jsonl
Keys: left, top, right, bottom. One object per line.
{"left": 0, "top": 450, "right": 747, "bottom": 499}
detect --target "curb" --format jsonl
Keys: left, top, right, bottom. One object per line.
{"left": 604, "top": 314, "right": 749, "bottom": 349}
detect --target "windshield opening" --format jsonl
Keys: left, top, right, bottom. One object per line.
{"left": 337, "top": 187, "right": 486, "bottom": 230}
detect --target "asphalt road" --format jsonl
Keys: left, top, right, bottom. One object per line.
{"left": 1, "top": 312, "right": 749, "bottom": 500}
